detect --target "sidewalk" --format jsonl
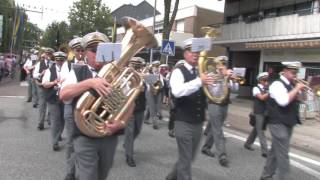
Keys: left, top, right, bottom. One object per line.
{"left": 227, "top": 98, "right": 320, "bottom": 156}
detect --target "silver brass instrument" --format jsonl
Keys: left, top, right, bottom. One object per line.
{"left": 74, "top": 17, "right": 157, "bottom": 137}
{"left": 150, "top": 73, "right": 163, "bottom": 95}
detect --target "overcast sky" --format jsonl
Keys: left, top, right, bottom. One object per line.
{"left": 15, "top": 0, "right": 225, "bottom": 30}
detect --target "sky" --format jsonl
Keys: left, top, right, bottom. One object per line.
{"left": 15, "top": 0, "right": 225, "bottom": 30}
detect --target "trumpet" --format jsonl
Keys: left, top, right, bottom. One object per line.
{"left": 230, "top": 76, "right": 246, "bottom": 85}
{"left": 294, "top": 78, "right": 313, "bottom": 91}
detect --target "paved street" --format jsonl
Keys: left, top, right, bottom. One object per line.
{"left": 0, "top": 82, "right": 320, "bottom": 180}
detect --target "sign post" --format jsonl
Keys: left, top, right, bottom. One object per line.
{"left": 161, "top": 39, "right": 175, "bottom": 65}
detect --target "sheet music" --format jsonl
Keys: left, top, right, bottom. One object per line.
{"left": 96, "top": 43, "right": 122, "bottom": 62}
{"left": 191, "top": 38, "right": 212, "bottom": 52}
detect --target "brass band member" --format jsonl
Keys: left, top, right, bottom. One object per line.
{"left": 244, "top": 72, "right": 269, "bottom": 157}
{"left": 42, "top": 51, "right": 66, "bottom": 151}
{"left": 166, "top": 38, "right": 213, "bottom": 180}
{"left": 23, "top": 50, "right": 39, "bottom": 107}
{"left": 201, "top": 56, "right": 238, "bottom": 168}
{"left": 124, "top": 57, "right": 147, "bottom": 167}
{"left": 60, "top": 32, "right": 132, "bottom": 180}
{"left": 33, "top": 48, "right": 54, "bottom": 130}
{"left": 144, "top": 60, "right": 165, "bottom": 129}
{"left": 260, "top": 62, "right": 305, "bottom": 180}
{"left": 60, "top": 36, "right": 84, "bottom": 180}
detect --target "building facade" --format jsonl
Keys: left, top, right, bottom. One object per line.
{"left": 113, "top": 3, "right": 225, "bottom": 65}
{"left": 214, "top": 0, "right": 320, "bottom": 97}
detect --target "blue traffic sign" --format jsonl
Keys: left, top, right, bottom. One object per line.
{"left": 161, "top": 39, "right": 175, "bottom": 56}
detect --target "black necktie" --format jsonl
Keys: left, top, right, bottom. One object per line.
{"left": 192, "top": 67, "right": 197, "bottom": 76}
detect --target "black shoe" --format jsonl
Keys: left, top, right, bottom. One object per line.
{"left": 64, "top": 173, "right": 75, "bottom": 180}
{"left": 53, "top": 143, "right": 60, "bottom": 151}
{"left": 168, "top": 130, "right": 175, "bottom": 138}
{"left": 126, "top": 156, "right": 136, "bottom": 167}
{"left": 26, "top": 99, "right": 32, "bottom": 102}
{"left": 261, "top": 153, "right": 267, "bottom": 158}
{"left": 33, "top": 104, "right": 38, "bottom": 108}
{"left": 153, "top": 125, "right": 159, "bottom": 130}
{"left": 47, "top": 120, "right": 51, "bottom": 126}
{"left": 219, "top": 158, "right": 229, "bottom": 167}
{"left": 37, "top": 124, "right": 44, "bottom": 130}
{"left": 58, "top": 136, "right": 63, "bottom": 141}
{"left": 144, "top": 121, "right": 151, "bottom": 125}
{"left": 244, "top": 144, "right": 254, "bottom": 151}
{"left": 201, "top": 148, "right": 215, "bottom": 158}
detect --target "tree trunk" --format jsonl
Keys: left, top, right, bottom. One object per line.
{"left": 161, "top": 0, "right": 179, "bottom": 64}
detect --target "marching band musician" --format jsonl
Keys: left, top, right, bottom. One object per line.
{"left": 33, "top": 48, "right": 54, "bottom": 130}
{"left": 200, "top": 56, "right": 238, "bottom": 168}
{"left": 23, "top": 50, "right": 39, "bottom": 107}
{"left": 60, "top": 36, "right": 84, "bottom": 180}
{"left": 42, "top": 51, "right": 66, "bottom": 152}
{"left": 124, "top": 57, "right": 147, "bottom": 167}
{"left": 166, "top": 38, "right": 213, "bottom": 180}
{"left": 260, "top": 62, "right": 304, "bottom": 180}
{"left": 59, "top": 32, "right": 133, "bottom": 180}
{"left": 244, "top": 72, "right": 269, "bottom": 157}
{"left": 61, "top": 37, "right": 85, "bottom": 78}
{"left": 144, "top": 60, "right": 165, "bottom": 129}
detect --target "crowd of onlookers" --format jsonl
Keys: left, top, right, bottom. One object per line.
{"left": 0, "top": 53, "right": 19, "bottom": 82}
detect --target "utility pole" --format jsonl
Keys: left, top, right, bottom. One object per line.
{"left": 149, "top": 0, "right": 157, "bottom": 64}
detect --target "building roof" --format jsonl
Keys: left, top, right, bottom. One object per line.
{"left": 111, "top": 0, "right": 160, "bottom": 24}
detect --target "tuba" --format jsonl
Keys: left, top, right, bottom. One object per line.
{"left": 198, "top": 27, "right": 229, "bottom": 104}
{"left": 74, "top": 17, "right": 158, "bottom": 137}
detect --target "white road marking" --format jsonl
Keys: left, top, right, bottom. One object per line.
{"left": 224, "top": 131, "right": 320, "bottom": 179}
{"left": 0, "top": 96, "right": 25, "bottom": 99}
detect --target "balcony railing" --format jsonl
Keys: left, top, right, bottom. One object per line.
{"left": 213, "top": 13, "right": 320, "bottom": 44}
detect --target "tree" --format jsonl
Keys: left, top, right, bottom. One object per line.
{"left": 161, "top": 0, "right": 179, "bottom": 63}
{"left": 68, "top": 0, "right": 113, "bottom": 36}
{"left": 40, "top": 21, "right": 71, "bottom": 50}
{"left": 0, "top": 0, "right": 16, "bottom": 52}
{"left": 23, "top": 22, "right": 43, "bottom": 49}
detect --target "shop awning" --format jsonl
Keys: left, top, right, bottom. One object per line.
{"left": 245, "top": 39, "right": 320, "bottom": 49}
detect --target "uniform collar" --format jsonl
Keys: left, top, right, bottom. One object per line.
{"left": 280, "top": 75, "right": 290, "bottom": 85}
{"left": 184, "top": 62, "right": 196, "bottom": 72}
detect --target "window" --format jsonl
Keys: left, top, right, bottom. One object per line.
{"left": 296, "top": 2, "right": 313, "bottom": 15}
{"left": 278, "top": 5, "right": 295, "bottom": 16}
{"left": 176, "top": 20, "right": 184, "bottom": 32}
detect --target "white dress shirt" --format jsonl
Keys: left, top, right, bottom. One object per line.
{"left": 60, "top": 57, "right": 82, "bottom": 82}
{"left": 23, "top": 58, "right": 32, "bottom": 70}
{"left": 33, "top": 59, "right": 50, "bottom": 79}
{"left": 42, "top": 64, "right": 62, "bottom": 84}
{"left": 252, "top": 84, "right": 265, "bottom": 97}
{"left": 61, "top": 65, "right": 95, "bottom": 104}
{"left": 269, "top": 75, "right": 291, "bottom": 107}
{"left": 169, "top": 62, "right": 202, "bottom": 98}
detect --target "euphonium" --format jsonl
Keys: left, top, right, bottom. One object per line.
{"left": 74, "top": 17, "right": 157, "bottom": 137}
{"left": 198, "top": 27, "right": 229, "bottom": 103}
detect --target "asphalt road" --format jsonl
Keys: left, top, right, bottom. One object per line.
{"left": 0, "top": 95, "right": 320, "bottom": 180}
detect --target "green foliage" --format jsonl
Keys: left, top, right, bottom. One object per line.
{"left": 0, "top": 0, "right": 16, "bottom": 52}
{"left": 23, "top": 22, "right": 43, "bottom": 49}
{"left": 68, "top": 0, "right": 113, "bottom": 36}
{"left": 40, "top": 21, "right": 71, "bottom": 51}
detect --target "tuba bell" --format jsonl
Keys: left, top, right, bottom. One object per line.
{"left": 198, "top": 27, "right": 230, "bottom": 104}
{"left": 74, "top": 17, "right": 158, "bottom": 137}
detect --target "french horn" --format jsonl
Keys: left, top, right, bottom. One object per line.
{"left": 74, "top": 17, "right": 158, "bottom": 137}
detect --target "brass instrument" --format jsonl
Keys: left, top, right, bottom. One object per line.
{"left": 230, "top": 76, "right": 246, "bottom": 85}
{"left": 198, "top": 27, "right": 229, "bottom": 103}
{"left": 150, "top": 73, "right": 163, "bottom": 95}
{"left": 74, "top": 17, "right": 157, "bottom": 137}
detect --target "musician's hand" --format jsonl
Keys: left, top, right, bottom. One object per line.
{"left": 295, "top": 82, "right": 306, "bottom": 91}
{"left": 104, "top": 103, "right": 135, "bottom": 135}
{"left": 90, "top": 78, "right": 111, "bottom": 97}
{"left": 200, "top": 73, "right": 214, "bottom": 85}
{"left": 226, "top": 69, "right": 233, "bottom": 77}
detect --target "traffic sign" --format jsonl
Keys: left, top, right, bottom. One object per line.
{"left": 161, "top": 39, "right": 175, "bottom": 56}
